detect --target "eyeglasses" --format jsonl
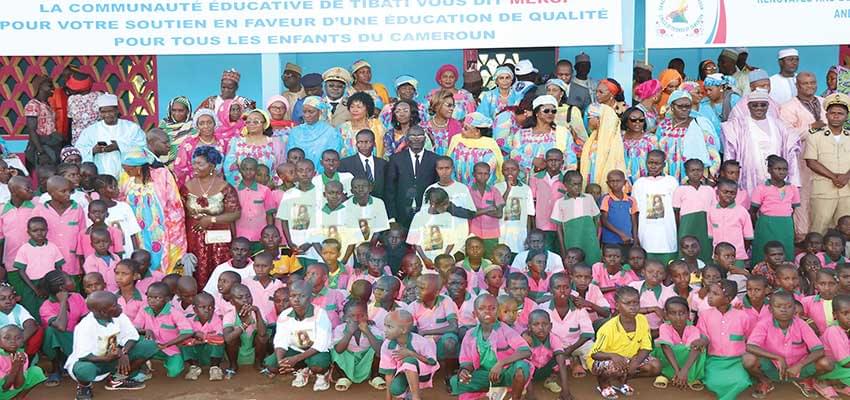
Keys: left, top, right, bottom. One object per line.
{"left": 245, "top": 120, "right": 264, "bottom": 125}
{"left": 540, "top": 108, "right": 557, "bottom": 114}
{"left": 629, "top": 118, "right": 646, "bottom": 122}
{"left": 443, "top": 102, "right": 455, "bottom": 108}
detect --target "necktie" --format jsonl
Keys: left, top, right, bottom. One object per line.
{"left": 364, "top": 158, "right": 373, "bottom": 182}
{"left": 414, "top": 153, "right": 421, "bottom": 178}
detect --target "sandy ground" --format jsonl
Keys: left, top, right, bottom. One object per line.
{"left": 30, "top": 365, "right": 811, "bottom": 399}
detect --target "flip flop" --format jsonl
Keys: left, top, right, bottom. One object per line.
{"left": 618, "top": 383, "right": 635, "bottom": 396}
{"left": 335, "top": 377, "right": 352, "bottom": 391}
{"left": 652, "top": 376, "right": 669, "bottom": 389}
{"left": 369, "top": 376, "right": 387, "bottom": 390}
{"left": 45, "top": 372, "right": 61, "bottom": 387}
{"left": 543, "top": 377, "right": 562, "bottom": 393}
{"left": 688, "top": 380, "right": 705, "bottom": 391}
{"left": 812, "top": 382, "right": 840, "bottom": 400}
{"left": 751, "top": 382, "right": 775, "bottom": 399}
{"left": 571, "top": 361, "right": 587, "bottom": 378}
{"left": 597, "top": 386, "right": 619, "bottom": 400}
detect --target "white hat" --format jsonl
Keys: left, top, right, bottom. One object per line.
{"left": 532, "top": 95, "right": 558, "bottom": 109}
{"left": 735, "top": 47, "right": 749, "bottom": 54}
{"left": 514, "top": 59, "right": 538, "bottom": 76}
{"left": 778, "top": 48, "right": 799, "bottom": 59}
{"left": 748, "top": 89, "right": 770, "bottom": 103}
{"left": 95, "top": 93, "right": 118, "bottom": 109}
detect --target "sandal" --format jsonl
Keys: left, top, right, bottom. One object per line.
{"left": 597, "top": 386, "right": 619, "bottom": 400}
{"left": 259, "top": 368, "right": 275, "bottom": 379}
{"left": 368, "top": 376, "right": 387, "bottom": 390}
{"left": 688, "top": 380, "right": 705, "bottom": 391}
{"left": 793, "top": 379, "right": 817, "bottom": 398}
{"left": 45, "top": 372, "right": 61, "bottom": 387}
{"left": 618, "top": 383, "right": 635, "bottom": 396}
{"left": 224, "top": 369, "right": 237, "bottom": 380}
{"left": 751, "top": 382, "right": 775, "bottom": 399}
{"left": 571, "top": 360, "right": 587, "bottom": 378}
{"left": 834, "top": 384, "right": 850, "bottom": 396}
{"left": 335, "top": 377, "right": 352, "bottom": 392}
{"left": 813, "top": 382, "right": 840, "bottom": 400}
{"left": 652, "top": 376, "right": 669, "bottom": 389}
{"left": 543, "top": 377, "right": 562, "bottom": 393}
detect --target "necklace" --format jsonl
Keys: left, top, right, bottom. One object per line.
{"left": 198, "top": 176, "right": 216, "bottom": 197}
{"left": 198, "top": 135, "right": 216, "bottom": 145}
{"left": 431, "top": 118, "right": 448, "bottom": 129}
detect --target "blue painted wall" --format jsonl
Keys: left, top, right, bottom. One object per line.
{"left": 157, "top": 54, "right": 263, "bottom": 115}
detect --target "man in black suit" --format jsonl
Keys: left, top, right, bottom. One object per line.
{"left": 384, "top": 125, "right": 438, "bottom": 230}
{"left": 339, "top": 129, "right": 386, "bottom": 198}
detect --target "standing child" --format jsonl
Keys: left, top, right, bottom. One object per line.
{"left": 718, "top": 160, "right": 751, "bottom": 209}
{"left": 0, "top": 177, "right": 39, "bottom": 291}
{"left": 552, "top": 171, "right": 601, "bottom": 264}
{"left": 652, "top": 296, "right": 707, "bottom": 390}
{"left": 276, "top": 159, "right": 322, "bottom": 263}
{"left": 632, "top": 150, "right": 680, "bottom": 265}
{"left": 802, "top": 269, "right": 840, "bottom": 336}
{"left": 256, "top": 164, "right": 271, "bottom": 188}
{"left": 707, "top": 179, "right": 754, "bottom": 268}
{"left": 81, "top": 228, "right": 120, "bottom": 292}
{"left": 13, "top": 216, "right": 64, "bottom": 319}
{"left": 751, "top": 155, "right": 799, "bottom": 264}
{"left": 243, "top": 253, "right": 284, "bottom": 330}
{"left": 114, "top": 259, "right": 145, "bottom": 322}
{"left": 235, "top": 158, "right": 274, "bottom": 250}
{"left": 592, "top": 244, "right": 640, "bottom": 307}
{"left": 76, "top": 200, "right": 124, "bottom": 264}
{"left": 34, "top": 176, "right": 87, "bottom": 287}
{"left": 379, "top": 310, "right": 439, "bottom": 400}
{"left": 530, "top": 148, "right": 567, "bottom": 254}
{"left": 468, "top": 163, "right": 504, "bottom": 257}
{"left": 673, "top": 159, "right": 715, "bottom": 263}
{"left": 41, "top": 163, "right": 90, "bottom": 215}
{"left": 752, "top": 241, "right": 788, "bottom": 288}
{"left": 312, "top": 149, "right": 354, "bottom": 195}
{"left": 382, "top": 226, "right": 410, "bottom": 276}
{"left": 523, "top": 309, "right": 573, "bottom": 399}
{"left": 133, "top": 282, "right": 193, "bottom": 378}
{"left": 628, "top": 260, "right": 675, "bottom": 335}
{"left": 587, "top": 286, "right": 661, "bottom": 399}
{"left": 697, "top": 279, "right": 753, "bottom": 400}
{"left": 824, "top": 232, "right": 848, "bottom": 269}
{"left": 407, "top": 188, "right": 469, "bottom": 267}
{"left": 93, "top": 174, "right": 141, "bottom": 257}
{"left": 39, "top": 270, "right": 88, "bottom": 387}
{"left": 346, "top": 177, "right": 390, "bottom": 249}
{"left": 542, "top": 273, "right": 595, "bottom": 379}
{"left": 331, "top": 300, "right": 383, "bottom": 391}
{"left": 0, "top": 325, "right": 46, "bottom": 399}
{"left": 495, "top": 159, "right": 535, "bottom": 255}
{"left": 599, "top": 170, "right": 638, "bottom": 248}
{"left": 424, "top": 156, "right": 476, "bottom": 218}
{"left": 305, "top": 263, "right": 346, "bottom": 328}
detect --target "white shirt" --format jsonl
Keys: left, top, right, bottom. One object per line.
{"left": 494, "top": 182, "right": 536, "bottom": 253}
{"left": 66, "top": 313, "right": 139, "bottom": 382}
{"left": 769, "top": 73, "right": 797, "bottom": 105}
{"left": 0, "top": 184, "right": 9, "bottom": 206}
{"left": 632, "top": 175, "right": 680, "bottom": 253}
{"left": 202, "top": 260, "right": 255, "bottom": 295}
{"left": 105, "top": 201, "right": 142, "bottom": 257}
{"left": 311, "top": 171, "right": 354, "bottom": 195}
{"left": 408, "top": 148, "right": 424, "bottom": 177}
{"left": 510, "top": 250, "right": 565, "bottom": 274}
{"left": 76, "top": 120, "right": 146, "bottom": 178}
{"left": 424, "top": 181, "right": 476, "bottom": 211}
{"left": 358, "top": 153, "right": 375, "bottom": 176}
{"left": 273, "top": 305, "right": 332, "bottom": 353}
{"left": 345, "top": 196, "right": 390, "bottom": 244}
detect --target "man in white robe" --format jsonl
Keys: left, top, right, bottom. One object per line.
{"left": 769, "top": 48, "right": 799, "bottom": 105}
{"left": 76, "top": 94, "right": 146, "bottom": 178}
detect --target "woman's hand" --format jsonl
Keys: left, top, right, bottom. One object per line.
{"left": 195, "top": 215, "right": 214, "bottom": 229}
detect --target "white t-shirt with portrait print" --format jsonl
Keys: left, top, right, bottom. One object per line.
{"left": 344, "top": 196, "right": 390, "bottom": 245}
{"left": 406, "top": 210, "right": 469, "bottom": 261}
{"left": 632, "top": 175, "right": 679, "bottom": 254}
{"left": 494, "top": 181, "right": 535, "bottom": 253}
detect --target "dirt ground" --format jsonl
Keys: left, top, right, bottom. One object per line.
{"left": 30, "top": 365, "right": 810, "bottom": 399}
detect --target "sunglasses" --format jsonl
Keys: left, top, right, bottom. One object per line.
{"left": 540, "top": 108, "right": 557, "bottom": 114}
{"left": 629, "top": 118, "right": 646, "bottom": 122}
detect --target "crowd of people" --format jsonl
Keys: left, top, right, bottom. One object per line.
{"left": 5, "top": 47, "right": 850, "bottom": 400}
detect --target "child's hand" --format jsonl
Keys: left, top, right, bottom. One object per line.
{"left": 572, "top": 296, "right": 590, "bottom": 309}
{"left": 55, "top": 291, "right": 69, "bottom": 303}
{"left": 618, "top": 233, "right": 633, "bottom": 245}
{"left": 392, "top": 348, "right": 415, "bottom": 361}
{"left": 776, "top": 358, "right": 788, "bottom": 380}
{"left": 357, "top": 321, "right": 370, "bottom": 333}
{"left": 522, "top": 333, "right": 533, "bottom": 346}
{"left": 278, "top": 357, "right": 293, "bottom": 375}
{"left": 690, "top": 337, "right": 709, "bottom": 352}
{"left": 672, "top": 369, "right": 688, "bottom": 388}
{"left": 35, "top": 288, "right": 48, "bottom": 299}
{"left": 488, "top": 361, "right": 504, "bottom": 383}
{"left": 144, "top": 329, "right": 155, "bottom": 340}
{"left": 458, "top": 368, "right": 472, "bottom": 384}
{"left": 786, "top": 361, "right": 803, "bottom": 379}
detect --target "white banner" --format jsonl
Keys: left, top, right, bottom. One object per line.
{"left": 1, "top": 0, "right": 622, "bottom": 56}
{"left": 646, "top": 0, "right": 848, "bottom": 49}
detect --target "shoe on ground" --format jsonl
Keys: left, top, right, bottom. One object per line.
{"left": 184, "top": 365, "right": 202, "bottom": 381}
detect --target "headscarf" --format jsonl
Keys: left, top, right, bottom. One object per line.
{"left": 634, "top": 79, "right": 662, "bottom": 101}
{"left": 192, "top": 109, "right": 217, "bottom": 129}
{"left": 824, "top": 65, "right": 839, "bottom": 97}
{"left": 545, "top": 79, "right": 569, "bottom": 97}
{"left": 66, "top": 73, "right": 92, "bottom": 92}
{"left": 663, "top": 90, "right": 711, "bottom": 165}
{"left": 265, "top": 95, "right": 294, "bottom": 130}
{"left": 598, "top": 79, "right": 621, "bottom": 96}
{"left": 435, "top": 64, "right": 459, "bottom": 86}
{"left": 580, "top": 103, "right": 625, "bottom": 192}
{"left": 494, "top": 66, "right": 514, "bottom": 80}
{"left": 532, "top": 94, "right": 558, "bottom": 110}
{"left": 163, "top": 96, "right": 192, "bottom": 124}
{"left": 658, "top": 69, "right": 684, "bottom": 111}
{"left": 703, "top": 73, "right": 729, "bottom": 87}
{"left": 302, "top": 96, "right": 329, "bottom": 122}
{"left": 464, "top": 112, "right": 493, "bottom": 128}
{"left": 121, "top": 147, "right": 155, "bottom": 166}
{"left": 243, "top": 109, "right": 271, "bottom": 132}
{"left": 214, "top": 99, "right": 245, "bottom": 140}
{"left": 60, "top": 146, "right": 81, "bottom": 162}
{"left": 265, "top": 95, "right": 290, "bottom": 114}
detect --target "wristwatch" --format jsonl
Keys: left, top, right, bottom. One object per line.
{"left": 211, "top": 216, "right": 217, "bottom": 224}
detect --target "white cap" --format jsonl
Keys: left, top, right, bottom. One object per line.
{"left": 748, "top": 89, "right": 770, "bottom": 103}
{"left": 532, "top": 95, "right": 558, "bottom": 109}
{"left": 514, "top": 59, "right": 538, "bottom": 76}
{"left": 778, "top": 48, "right": 799, "bottom": 59}
{"left": 95, "top": 93, "right": 118, "bottom": 109}
{"left": 735, "top": 47, "right": 749, "bottom": 54}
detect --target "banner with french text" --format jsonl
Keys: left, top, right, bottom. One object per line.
{"left": 646, "top": 0, "right": 848, "bottom": 49}
{"left": 1, "top": 0, "right": 622, "bottom": 55}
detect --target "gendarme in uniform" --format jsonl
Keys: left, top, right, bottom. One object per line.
{"left": 803, "top": 92, "right": 850, "bottom": 233}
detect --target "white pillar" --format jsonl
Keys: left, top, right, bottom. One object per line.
{"left": 607, "top": 0, "right": 636, "bottom": 104}
{"left": 260, "top": 53, "right": 281, "bottom": 105}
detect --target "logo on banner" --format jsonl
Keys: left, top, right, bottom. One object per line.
{"left": 655, "top": 0, "right": 705, "bottom": 39}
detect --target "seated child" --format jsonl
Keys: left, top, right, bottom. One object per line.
{"left": 399, "top": 254, "right": 423, "bottom": 304}
{"left": 446, "top": 269, "right": 476, "bottom": 336}
{"left": 570, "top": 263, "right": 611, "bottom": 321}
{"left": 490, "top": 244, "right": 513, "bottom": 273}
{"left": 497, "top": 295, "right": 518, "bottom": 332}
{"left": 173, "top": 276, "right": 198, "bottom": 319}
{"left": 92, "top": 174, "right": 142, "bottom": 257}
{"left": 667, "top": 261, "right": 695, "bottom": 305}
{"left": 269, "top": 286, "right": 289, "bottom": 331}
{"left": 76, "top": 200, "right": 124, "bottom": 265}
{"left": 39, "top": 271, "right": 88, "bottom": 387}
{"left": 752, "top": 241, "right": 787, "bottom": 288}
{"left": 114, "top": 259, "right": 146, "bottom": 322}
{"left": 480, "top": 264, "right": 505, "bottom": 298}
{"left": 133, "top": 282, "right": 193, "bottom": 378}
{"left": 506, "top": 273, "right": 538, "bottom": 331}
{"left": 320, "top": 239, "right": 350, "bottom": 291}
{"left": 713, "top": 242, "right": 749, "bottom": 295}
{"left": 347, "top": 279, "right": 372, "bottom": 304}
{"left": 698, "top": 279, "right": 754, "bottom": 400}
{"left": 181, "top": 292, "right": 225, "bottom": 381}
{"left": 162, "top": 274, "right": 180, "bottom": 296}
{"left": 592, "top": 244, "right": 639, "bottom": 307}
{"left": 588, "top": 286, "right": 661, "bottom": 399}
{"left": 331, "top": 299, "right": 383, "bottom": 391}
{"left": 267, "top": 280, "right": 333, "bottom": 392}
{"left": 456, "top": 237, "right": 491, "bottom": 294}
{"left": 524, "top": 249, "right": 552, "bottom": 303}
{"left": 689, "top": 265, "right": 723, "bottom": 315}
{"left": 223, "top": 284, "right": 269, "bottom": 375}
{"left": 774, "top": 264, "right": 804, "bottom": 302}
{"left": 66, "top": 291, "right": 159, "bottom": 397}
{"left": 542, "top": 273, "right": 594, "bottom": 379}
{"left": 203, "top": 237, "right": 255, "bottom": 295}
{"left": 796, "top": 232, "right": 826, "bottom": 267}
{"left": 243, "top": 253, "right": 284, "bottom": 327}
{"left": 0, "top": 325, "right": 46, "bottom": 399}
{"left": 129, "top": 250, "right": 158, "bottom": 295}
{"left": 800, "top": 253, "right": 822, "bottom": 296}
{"left": 450, "top": 294, "right": 531, "bottom": 400}
{"left": 81, "top": 228, "right": 120, "bottom": 292}
{"left": 628, "top": 260, "right": 675, "bottom": 336}
{"left": 305, "top": 263, "right": 346, "bottom": 327}
{"left": 379, "top": 310, "right": 439, "bottom": 399}
{"left": 838, "top": 263, "right": 850, "bottom": 296}
{"left": 744, "top": 290, "right": 835, "bottom": 398}
{"left": 523, "top": 309, "right": 572, "bottom": 398}
{"left": 563, "top": 248, "right": 586, "bottom": 273}
{"left": 803, "top": 270, "right": 840, "bottom": 336}
{"left": 0, "top": 284, "right": 41, "bottom": 360}
{"left": 369, "top": 276, "right": 404, "bottom": 337}
{"left": 732, "top": 275, "right": 772, "bottom": 334}
{"left": 348, "top": 246, "right": 391, "bottom": 292}
{"left": 824, "top": 232, "right": 848, "bottom": 269}
{"left": 627, "top": 246, "right": 648, "bottom": 279}
{"left": 257, "top": 225, "right": 302, "bottom": 282}
{"left": 820, "top": 294, "right": 850, "bottom": 395}
{"left": 382, "top": 226, "right": 410, "bottom": 276}
{"left": 434, "top": 254, "right": 458, "bottom": 292}
{"left": 82, "top": 272, "right": 106, "bottom": 296}
{"left": 652, "top": 296, "right": 707, "bottom": 391}
{"left": 679, "top": 236, "right": 706, "bottom": 286}
{"left": 404, "top": 274, "right": 459, "bottom": 365}
{"left": 553, "top": 171, "right": 601, "bottom": 264}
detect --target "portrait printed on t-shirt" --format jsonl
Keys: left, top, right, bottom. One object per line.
{"left": 504, "top": 198, "right": 522, "bottom": 221}
{"left": 292, "top": 205, "right": 310, "bottom": 230}
{"left": 646, "top": 194, "right": 665, "bottom": 219}
{"left": 425, "top": 225, "right": 444, "bottom": 250}
{"left": 359, "top": 218, "right": 371, "bottom": 240}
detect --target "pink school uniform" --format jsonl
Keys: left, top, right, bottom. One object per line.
{"left": 456, "top": 259, "right": 490, "bottom": 294}
{"left": 378, "top": 332, "right": 439, "bottom": 388}
{"left": 458, "top": 322, "right": 532, "bottom": 397}
{"left": 133, "top": 303, "right": 194, "bottom": 355}
{"left": 824, "top": 254, "right": 848, "bottom": 270}
{"left": 404, "top": 295, "right": 459, "bottom": 335}
{"left": 821, "top": 324, "right": 850, "bottom": 365}
{"left": 33, "top": 201, "right": 86, "bottom": 276}
{"left": 707, "top": 202, "right": 754, "bottom": 261}
{"left": 327, "top": 262, "right": 351, "bottom": 291}
{"left": 801, "top": 295, "right": 834, "bottom": 335}
{"left": 456, "top": 294, "right": 477, "bottom": 328}
{"left": 346, "top": 269, "right": 388, "bottom": 293}
{"left": 538, "top": 299, "right": 594, "bottom": 360}
{"left": 747, "top": 317, "right": 823, "bottom": 371}
{"left": 117, "top": 288, "right": 146, "bottom": 322}
{"left": 673, "top": 185, "right": 715, "bottom": 212}
{"left": 235, "top": 182, "right": 274, "bottom": 242}
{"left": 135, "top": 270, "right": 165, "bottom": 297}
{"left": 688, "top": 290, "right": 713, "bottom": 315}
{"left": 628, "top": 280, "right": 676, "bottom": 329}
{"left": 211, "top": 291, "right": 236, "bottom": 322}
{"left": 591, "top": 262, "right": 639, "bottom": 307}
{"left": 0, "top": 200, "right": 40, "bottom": 273}
{"left": 735, "top": 188, "right": 751, "bottom": 210}
{"left": 525, "top": 271, "right": 552, "bottom": 302}
{"left": 75, "top": 226, "right": 123, "bottom": 258}
{"left": 368, "top": 302, "right": 406, "bottom": 336}
{"left": 528, "top": 333, "right": 565, "bottom": 371}
{"left": 312, "top": 287, "right": 346, "bottom": 328}
{"left": 82, "top": 253, "right": 120, "bottom": 292}
{"left": 39, "top": 292, "right": 88, "bottom": 330}
{"left": 13, "top": 240, "right": 64, "bottom": 280}
{"left": 572, "top": 284, "right": 611, "bottom": 321}
{"left": 515, "top": 296, "right": 539, "bottom": 331}
{"left": 795, "top": 252, "right": 826, "bottom": 268}
{"left": 752, "top": 182, "right": 800, "bottom": 217}
{"left": 171, "top": 299, "right": 195, "bottom": 320}
{"left": 732, "top": 295, "right": 772, "bottom": 334}
{"left": 657, "top": 321, "right": 702, "bottom": 347}
{"left": 332, "top": 323, "right": 383, "bottom": 352}
{"left": 243, "top": 277, "right": 285, "bottom": 324}
{"left": 696, "top": 307, "right": 751, "bottom": 357}
{"left": 187, "top": 314, "right": 224, "bottom": 345}
{"left": 468, "top": 186, "right": 504, "bottom": 240}
{"left": 530, "top": 171, "right": 565, "bottom": 234}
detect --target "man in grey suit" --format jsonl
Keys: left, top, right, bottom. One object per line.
{"left": 554, "top": 59, "right": 592, "bottom": 112}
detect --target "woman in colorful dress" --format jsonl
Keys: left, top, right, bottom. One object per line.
{"left": 286, "top": 96, "right": 343, "bottom": 174}
{"left": 346, "top": 59, "right": 390, "bottom": 114}
{"left": 221, "top": 109, "right": 285, "bottom": 186}
{"left": 656, "top": 90, "right": 721, "bottom": 183}
{"left": 621, "top": 106, "right": 658, "bottom": 185}
{"left": 446, "top": 112, "right": 504, "bottom": 186}
{"left": 158, "top": 96, "right": 194, "bottom": 165}
{"left": 214, "top": 99, "right": 245, "bottom": 143}
{"left": 379, "top": 75, "right": 428, "bottom": 131}
{"left": 492, "top": 95, "right": 535, "bottom": 156}
{"left": 384, "top": 99, "right": 423, "bottom": 157}
{"left": 476, "top": 66, "right": 515, "bottom": 120}
{"left": 579, "top": 103, "right": 625, "bottom": 193}
{"left": 339, "top": 92, "right": 385, "bottom": 158}
{"left": 595, "top": 79, "right": 628, "bottom": 117}
{"left": 424, "top": 89, "right": 463, "bottom": 156}
{"left": 181, "top": 145, "right": 241, "bottom": 289}
{"left": 426, "top": 64, "right": 477, "bottom": 122}
{"left": 546, "top": 78, "right": 588, "bottom": 153}
{"left": 509, "top": 95, "right": 575, "bottom": 182}
{"left": 634, "top": 79, "right": 662, "bottom": 134}
{"left": 119, "top": 147, "right": 186, "bottom": 275}
{"left": 173, "top": 109, "right": 228, "bottom": 187}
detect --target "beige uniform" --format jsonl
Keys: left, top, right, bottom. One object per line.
{"left": 803, "top": 126, "right": 850, "bottom": 233}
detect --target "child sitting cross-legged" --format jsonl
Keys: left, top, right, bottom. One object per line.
{"left": 651, "top": 296, "right": 707, "bottom": 391}
{"left": 180, "top": 292, "right": 225, "bottom": 381}
{"left": 379, "top": 309, "right": 439, "bottom": 400}
{"left": 133, "top": 282, "right": 194, "bottom": 379}
{"left": 330, "top": 299, "right": 384, "bottom": 392}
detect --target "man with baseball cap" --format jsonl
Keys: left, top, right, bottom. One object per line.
{"left": 804, "top": 93, "right": 850, "bottom": 233}
{"left": 770, "top": 48, "right": 800, "bottom": 104}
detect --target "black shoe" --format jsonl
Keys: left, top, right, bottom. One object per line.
{"left": 76, "top": 384, "right": 93, "bottom": 400}
{"left": 104, "top": 378, "right": 145, "bottom": 391}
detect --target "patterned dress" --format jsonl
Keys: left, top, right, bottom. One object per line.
{"left": 476, "top": 89, "right": 511, "bottom": 121}
{"left": 425, "top": 118, "right": 463, "bottom": 156}
{"left": 173, "top": 135, "right": 228, "bottom": 187}
{"left": 222, "top": 136, "right": 286, "bottom": 186}
{"left": 656, "top": 117, "right": 721, "bottom": 183}
{"left": 67, "top": 92, "right": 102, "bottom": 145}
{"left": 622, "top": 134, "right": 658, "bottom": 184}
{"left": 493, "top": 110, "right": 519, "bottom": 155}
{"left": 509, "top": 127, "right": 576, "bottom": 183}
{"left": 339, "top": 119, "right": 385, "bottom": 159}
{"left": 425, "top": 88, "right": 477, "bottom": 122}
{"left": 378, "top": 101, "right": 429, "bottom": 132}
{"left": 181, "top": 184, "right": 240, "bottom": 289}
{"left": 446, "top": 136, "right": 504, "bottom": 186}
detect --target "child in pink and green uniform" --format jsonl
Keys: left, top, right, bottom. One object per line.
{"left": 820, "top": 295, "right": 850, "bottom": 393}
{"left": 651, "top": 296, "right": 706, "bottom": 390}
{"left": 552, "top": 171, "right": 601, "bottom": 264}
{"left": 379, "top": 309, "right": 439, "bottom": 399}
{"left": 673, "top": 159, "right": 715, "bottom": 263}
{"left": 0, "top": 325, "right": 45, "bottom": 399}
{"left": 523, "top": 309, "right": 573, "bottom": 399}
{"left": 751, "top": 155, "right": 799, "bottom": 264}
{"left": 180, "top": 292, "right": 225, "bottom": 381}
{"left": 133, "top": 282, "right": 193, "bottom": 378}
{"left": 404, "top": 274, "right": 459, "bottom": 363}
{"left": 331, "top": 300, "right": 383, "bottom": 391}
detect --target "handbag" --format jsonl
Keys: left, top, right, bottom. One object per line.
{"left": 204, "top": 229, "right": 231, "bottom": 244}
